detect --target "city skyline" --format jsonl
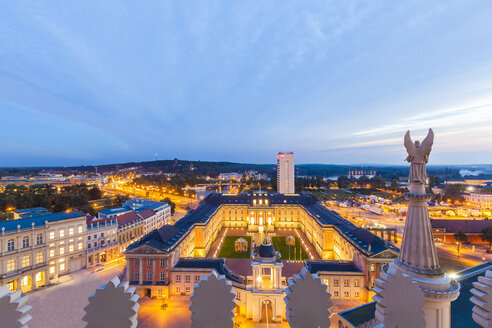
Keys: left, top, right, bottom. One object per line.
{"left": 2, "top": 1, "right": 492, "bottom": 166}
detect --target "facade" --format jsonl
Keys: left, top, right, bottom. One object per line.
{"left": 125, "top": 193, "right": 399, "bottom": 313}
{"left": 218, "top": 173, "right": 243, "bottom": 181}
{"left": 277, "top": 152, "right": 295, "bottom": 194}
{"left": 97, "top": 199, "right": 171, "bottom": 253}
{"left": 86, "top": 215, "right": 119, "bottom": 267}
{"left": 465, "top": 192, "right": 492, "bottom": 208}
{"left": 0, "top": 211, "right": 87, "bottom": 293}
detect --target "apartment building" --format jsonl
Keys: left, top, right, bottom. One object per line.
{"left": 0, "top": 211, "right": 86, "bottom": 293}
{"left": 86, "top": 215, "right": 119, "bottom": 267}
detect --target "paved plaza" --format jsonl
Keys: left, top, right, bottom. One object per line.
{"left": 26, "top": 262, "right": 126, "bottom": 328}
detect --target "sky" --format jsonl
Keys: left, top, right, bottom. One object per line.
{"left": 1, "top": 1, "right": 492, "bottom": 167}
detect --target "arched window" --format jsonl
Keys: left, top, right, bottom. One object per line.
{"left": 22, "top": 236, "right": 30, "bottom": 248}
{"left": 36, "top": 234, "right": 43, "bottom": 245}
{"left": 7, "top": 239, "right": 14, "bottom": 251}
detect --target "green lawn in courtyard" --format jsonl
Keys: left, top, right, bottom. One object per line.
{"left": 271, "top": 236, "right": 309, "bottom": 260}
{"left": 217, "top": 236, "right": 252, "bottom": 258}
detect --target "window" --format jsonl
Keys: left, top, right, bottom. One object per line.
{"left": 94, "top": 234, "right": 97, "bottom": 239}
{"left": 59, "top": 247, "right": 65, "bottom": 255}
{"left": 195, "top": 276, "right": 200, "bottom": 282}
{"left": 334, "top": 291, "right": 339, "bottom": 297}
{"left": 355, "top": 291, "right": 360, "bottom": 298}
{"left": 147, "top": 259, "right": 153, "bottom": 268}
{"left": 185, "top": 287, "right": 190, "bottom": 293}
{"left": 354, "top": 280, "right": 360, "bottom": 287}
{"left": 88, "top": 243, "right": 91, "bottom": 249}
{"left": 59, "top": 229, "right": 65, "bottom": 238}
{"left": 78, "top": 226, "right": 83, "bottom": 233}
{"left": 22, "top": 236, "right": 30, "bottom": 248}
{"left": 157, "top": 289, "right": 162, "bottom": 296}
{"left": 88, "top": 235, "right": 91, "bottom": 240}
{"left": 6, "top": 259, "right": 15, "bottom": 272}
{"left": 344, "top": 291, "right": 350, "bottom": 297}
{"left": 236, "top": 292, "right": 241, "bottom": 300}
{"left": 323, "top": 279, "right": 329, "bottom": 286}
{"left": 176, "top": 287, "right": 180, "bottom": 292}
{"left": 134, "top": 259, "right": 139, "bottom": 267}
{"left": 176, "top": 275, "right": 181, "bottom": 282}
{"left": 185, "top": 275, "right": 190, "bottom": 283}
{"left": 78, "top": 242, "right": 83, "bottom": 250}
{"left": 49, "top": 249, "right": 55, "bottom": 257}
{"left": 36, "top": 234, "right": 43, "bottom": 245}
{"left": 59, "top": 262, "right": 65, "bottom": 271}
{"left": 69, "top": 228, "right": 74, "bottom": 236}
{"left": 160, "top": 272, "right": 165, "bottom": 282}
{"left": 49, "top": 231, "right": 55, "bottom": 240}
{"left": 160, "top": 258, "right": 165, "bottom": 268}
{"left": 134, "top": 271, "right": 139, "bottom": 281}
{"left": 334, "top": 280, "right": 339, "bottom": 287}
{"left": 344, "top": 280, "right": 350, "bottom": 287}
{"left": 147, "top": 271, "right": 152, "bottom": 282}
{"left": 94, "top": 241, "right": 98, "bottom": 247}
{"left": 36, "top": 252, "right": 44, "bottom": 264}
{"left": 7, "top": 239, "right": 14, "bottom": 251}
{"left": 22, "top": 255, "right": 30, "bottom": 268}
{"left": 69, "top": 244, "right": 74, "bottom": 253}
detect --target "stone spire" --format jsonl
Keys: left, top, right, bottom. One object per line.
{"left": 395, "top": 183, "right": 442, "bottom": 275}
{"left": 374, "top": 129, "right": 460, "bottom": 328}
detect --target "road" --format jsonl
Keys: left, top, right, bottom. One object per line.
{"left": 326, "top": 205, "right": 406, "bottom": 232}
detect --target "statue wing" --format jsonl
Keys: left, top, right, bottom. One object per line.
{"left": 420, "top": 128, "right": 434, "bottom": 155}
{"left": 404, "top": 130, "right": 416, "bottom": 156}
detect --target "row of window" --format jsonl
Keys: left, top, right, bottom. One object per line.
{"left": 6, "top": 253, "right": 44, "bottom": 272}
{"left": 6, "top": 234, "right": 43, "bottom": 251}
{"left": 332, "top": 290, "right": 360, "bottom": 298}
{"left": 323, "top": 278, "right": 360, "bottom": 287}
{"left": 49, "top": 226, "right": 83, "bottom": 240}
{"left": 133, "top": 258, "right": 166, "bottom": 268}
{"left": 49, "top": 242, "right": 83, "bottom": 257}
{"left": 87, "top": 230, "right": 116, "bottom": 240}
{"left": 134, "top": 271, "right": 166, "bottom": 282}
{"left": 175, "top": 275, "right": 200, "bottom": 283}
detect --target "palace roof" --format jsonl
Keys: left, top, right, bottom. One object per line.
{"left": 126, "top": 193, "right": 398, "bottom": 257}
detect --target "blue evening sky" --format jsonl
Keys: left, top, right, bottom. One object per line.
{"left": 1, "top": 1, "right": 492, "bottom": 167}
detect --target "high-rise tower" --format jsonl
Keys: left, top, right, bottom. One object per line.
{"left": 277, "top": 152, "right": 295, "bottom": 194}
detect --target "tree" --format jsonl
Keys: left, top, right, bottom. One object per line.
{"left": 481, "top": 226, "right": 492, "bottom": 251}
{"left": 443, "top": 184, "right": 465, "bottom": 203}
{"left": 161, "top": 197, "right": 176, "bottom": 215}
{"left": 337, "top": 176, "right": 350, "bottom": 189}
{"left": 88, "top": 186, "right": 102, "bottom": 200}
{"left": 454, "top": 230, "right": 468, "bottom": 257}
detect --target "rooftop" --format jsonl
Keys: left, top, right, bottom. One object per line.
{"left": 0, "top": 211, "right": 85, "bottom": 232}
{"left": 173, "top": 258, "right": 246, "bottom": 284}
{"left": 305, "top": 260, "right": 363, "bottom": 273}
{"left": 431, "top": 219, "right": 492, "bottom": 233}
{"left": 126, "top": 193, "right": 398, "bottom": 258}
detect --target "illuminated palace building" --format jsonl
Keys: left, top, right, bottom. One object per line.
{"left": 125, "top": 193, "right": 399, "bottom": 322}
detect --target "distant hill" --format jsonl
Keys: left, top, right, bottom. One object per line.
{"left": 0, "top": 159, "right": 466, "bottom": 180}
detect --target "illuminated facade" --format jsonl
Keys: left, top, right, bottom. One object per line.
{"left": 277, "top": 152, "right": 295, "bottom": 194}
{"left": 0, "top": 211, "right": 87, "bottom": 293}
{"left": 125, "top": 193, "right": 399, "bottom": 311}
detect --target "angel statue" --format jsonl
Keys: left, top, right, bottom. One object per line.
{"left": 404, "top": 128, "right": 434, "bottom": 184}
